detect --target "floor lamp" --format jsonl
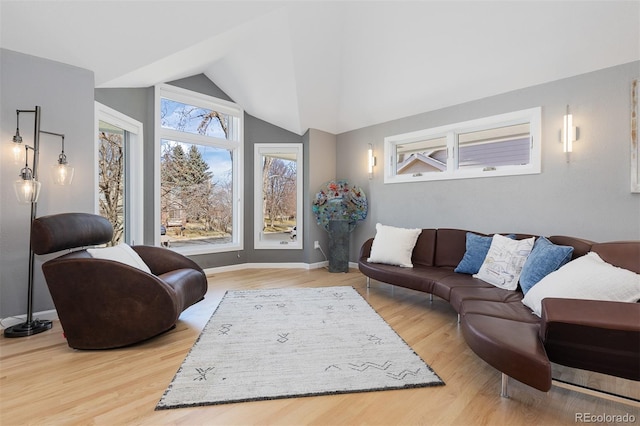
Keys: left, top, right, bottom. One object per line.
{"left": 4, "top": 106, "right": 74, "bottom": 338}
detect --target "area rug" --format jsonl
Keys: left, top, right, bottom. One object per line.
{"left": 156, "top": 286, "right": 443, "bottom": 409}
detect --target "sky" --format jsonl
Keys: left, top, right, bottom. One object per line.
{"left": 160, "top": 98, "right": 233, "bottom": 184}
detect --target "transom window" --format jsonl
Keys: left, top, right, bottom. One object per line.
{"left": 384, "top": 107, "right": 541, "bottom": 183}
{"left": 155, "top": 84, "right": 243, "bottom": 255}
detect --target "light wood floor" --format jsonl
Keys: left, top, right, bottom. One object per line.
{"left": 1, "top": 268, "right": 638, "bottom": 425}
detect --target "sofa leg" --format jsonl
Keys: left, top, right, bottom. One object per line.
{"left": 429, "top": 293, "right": 433, "bottom": 302}
{"left": 457, "top": 314, "right": 461, "bottom": 324}
{"left": 366, "top": 277, "right": 370, "bottom": 289}
{"left": 501, "top": 373, "right": 510, "bottom": 398}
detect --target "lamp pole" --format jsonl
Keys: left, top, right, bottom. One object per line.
{"left": 5, "top": 106, "right": 53, "bottom": 337}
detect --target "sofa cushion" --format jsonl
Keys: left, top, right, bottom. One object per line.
{"left": 449, "top": 286, "right": 523, "bottom": 313}
{"left": 460, "top": 300, "right": 539, "bottom": 323}
{"left": 591, "top": 241, "right": 640, "bottom": 274}
{"left": 360, "top": 261, "right": 456, "bottom": 294}
{"left": 434, "top": 228, "right": 472, "bottom": 267}
{"left": 367, "top": 223, "right": 422, "bottom": 267}
{"left": 522, "top": 251, "right": 640, "bottom": 317}
{"left": 461, "top": 314, "right": 551, "bottom": 392}
{"left": 548, "top": 235, "right": 593, "bottom": 259}
{"left": 519, "top": 237, "right": 574, "bottom": 294}
{"left": 474, "top": 235, "right": 535, "bottom": 290}
{"left": 411, "top": 229, "right": 437, "bottom": 267}
{"left": 431, "top": 272, "right": 493, "bottom": 302}
{"left": 87, "top": 244, "right": 152, "bottom": 274}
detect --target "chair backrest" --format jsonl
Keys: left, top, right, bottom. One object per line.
{"left": 31, "top": 213, "right": 113, "bottom": 255}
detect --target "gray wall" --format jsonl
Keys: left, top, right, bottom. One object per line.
{"left": 337, "top": 61, "right": 640, "bottom": 262}
{"left": 242, "top": 113, "right": 305, "bottom": 265}
{"left": 305, "top": 128, "right": 337, "bottom": 264}
{"left": 94, "top": 87, "right": 155, "bottom": 243}
{"left": 1, "top": 49, "right": 95, "bottom": 317}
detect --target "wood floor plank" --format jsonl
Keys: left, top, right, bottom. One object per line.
{"left": 1, "top": 268, "right": 637, "bottom": 425}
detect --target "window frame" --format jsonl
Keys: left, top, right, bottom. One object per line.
{"left": 95, "top": 101, "right": 144, "bottom": 245}
{"left": 253, "top": 143, "right": 304, "bottom": 250}
{"left": 384, "top": 107, "right": 541, "bottom": 184}
{"left": 154, "top": 84, "right": 244, "bottom": 255}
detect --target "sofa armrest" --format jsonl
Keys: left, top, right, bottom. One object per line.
{"left": 132, "top": 245, "right": 204, "bottom": 276}
{"left": 540, "top": 298, "right": 640, "bottom": 380}
{"left": 359, "top": 238, "right": 374, "bottom": 260}
{"left": 541, "top": 298, "right": 640, "bottom": 336}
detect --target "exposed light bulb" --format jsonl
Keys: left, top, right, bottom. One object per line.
{"left": 12, "top": 143, "right": 22, "bottom": 164}
{"left": 51, "top": 162, "right": 74, "bottom": 185}
{"left": 14, "top": 176, "right": 41, "bottom": 204}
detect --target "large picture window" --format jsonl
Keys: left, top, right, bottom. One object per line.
{"left": 155, "top": 85, "right": 243, "bottom": 254}
{"left": 384, "top": 108, "right": 541, "bottom": 183}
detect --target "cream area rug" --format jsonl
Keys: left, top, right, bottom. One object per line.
{"left": 156, "top": 286, "right": 443, "bottom": 409}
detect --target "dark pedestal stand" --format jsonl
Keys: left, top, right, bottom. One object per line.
{"left": 328, "top": 220, "right": 350, "bottom": 273}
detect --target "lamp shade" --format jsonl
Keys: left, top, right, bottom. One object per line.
{"left": 51, "top": 163, "right": 74, "bottom": 185}
{"left": 14, "top": 177, "right": 41, "bottom": 204}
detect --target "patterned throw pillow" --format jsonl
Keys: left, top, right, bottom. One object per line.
{"left": 473, "top": 234, "right": 535, "bottom": 290}
{"left": 454, "top": 232, "right": 515, "bottom": 274}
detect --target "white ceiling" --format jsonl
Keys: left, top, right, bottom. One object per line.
{"left": 1, "top": 1, "right": 639, "bottom": 135}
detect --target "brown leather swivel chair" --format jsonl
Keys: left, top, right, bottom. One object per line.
{"left": 31, "top": 212, "right": 207, "bottom": 350}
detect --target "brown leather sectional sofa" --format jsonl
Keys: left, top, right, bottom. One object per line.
{"left": 358, "top": 228, "right": 640, "bottom": 396}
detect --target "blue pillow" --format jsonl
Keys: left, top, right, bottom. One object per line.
{"left": 519, "top": 236, "right": 574, "bottom": 294}
{"left": 454, "top": 233, "right": 514, "bottom": 275}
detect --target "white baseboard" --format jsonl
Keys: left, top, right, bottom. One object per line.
{"left": 204, "top": 261, "right": 330, "bottom": 275}
{"left": 0, "top": 309, "right": 58, "bottom": 330}
{"left": 203, "top": 261, "right": 361, "bottom": 276}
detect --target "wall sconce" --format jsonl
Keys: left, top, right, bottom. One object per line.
{"left": 5, "top": 106, "right": 74, "bottom": 338}
{"left": 368, "top": 143, "right": 376, "bottom": 179}
{"left": 562, "top": 104, "right": 579, "bottom": 162}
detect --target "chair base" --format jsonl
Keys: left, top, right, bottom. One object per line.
{"left": 4, "top": 319, "right": 52, "bottom": 338}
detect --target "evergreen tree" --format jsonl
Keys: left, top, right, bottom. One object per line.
{"left": 186, "top": 144, "right": 212, "bottom": 184}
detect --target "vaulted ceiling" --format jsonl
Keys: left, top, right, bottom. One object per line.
{"left": 1, "top": 1, "right": 638, "bottom": 135}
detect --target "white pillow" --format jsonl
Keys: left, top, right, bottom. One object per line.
{"left": 367, "top": 223, "right": 422, "bottom": 268}
{"left": 474, "top": 234, "right": 535, "bottom": 290}
{"left": 522, "top": 251, "right": 640, "bottom": 317}
{"left": 87, "top": 244, "right": 152, "bottom": 274}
